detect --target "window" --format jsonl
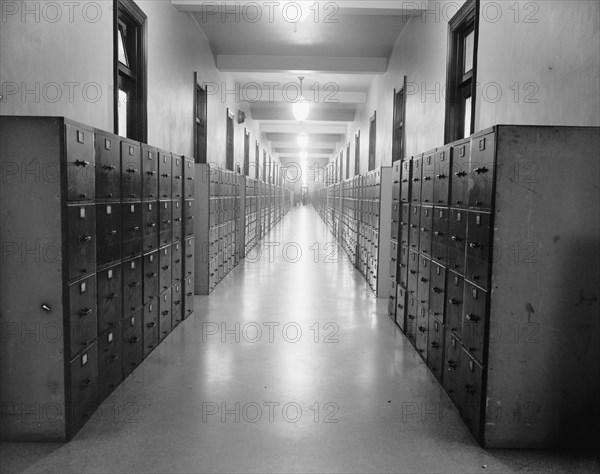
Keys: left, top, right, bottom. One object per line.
{"left": 226, "top": 109, "right": 234, "bottom": 171}
{"left": 243, "top": 129, "right": 250, "bottom": 176}
{"left": 194, "top": 74, "right": 207, "bottom": 163}
{"left": 114, "top": 0, "right": 146, "bottom": 141}
{"left": 354, "top": 131, "right": 360, "bottom": 176}
{"left": 255, "top": 142, "right": 260, "bottom": 179}
{"left": 392, "top": 77, "right": 407, "bottom": 162}
{"left": 346, "top": 143, "right": 350, "bottom": 180}
{"left": 445, "top": 0, "right": 479, "bottom": 143}
{"left": 262, "top": 150, "right": 266, "bottom": 181}
{"left": 368, "top": 112, "right": 376, "bottom": 171}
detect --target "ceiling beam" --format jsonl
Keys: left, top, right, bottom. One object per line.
{"left": 266, "top": 133, "right": 342, "bottom": 142}
{"left": 260, "top": 122, "right": 347, "bottom": 134}
{"left": 251, "top": 107, "right": 355, "bottom": 122}
{"left": 235, "top": 89, "right": 366, "bottom": 104}
{"left": 216, "top": 55, "right": 387, "bottom": 74}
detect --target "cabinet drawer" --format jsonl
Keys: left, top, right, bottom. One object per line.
{"left": 421, "top": 150, "right": 435, "bottom": 204}
{"left": 429, "top": 262, "right": 446, "bottom": 320}
{"left": 408, "top": 204, "right": 420, "bottom": 251}
{"left": 65, "top": 123, "right": 95, "bottom": 202}
{"left": 465, "top": 211, "right": 492, "bottom": 289}
{"left": 120, "top": 140, "right": 141, "bottom": 200}
{"left": 67, "top": 275, "right": 97, "bottom": 359}
{"left": 94, "top": 131, "right": 120, "bottom": 200}
{"left": 433, "top": 146, "right": 451, "bottom": 205}
{"left": 143, "top": 301, "right": 159, "bottom": 357}
{"left": 396, "top": 284, "right": 407, "bottom": 331}
{"left": 460, "top": 348, "right": 484, "bottom": 441}
{"left": 388, "top": 280, "right": 397, "bottom": 322}
{"left": 405, "top": 292, "right": 418, "bottom": 343}
{"left": 98, "top": 323, "right": 122, "bottom": 403}
{"left": 67, "top": 204, "right": 96, "bottom": 281}
{"left": 172, "top": 241, "right": 183, "bottom": 284}
{"left": 122, "top": 202, "right": 142, "bottom": 259}
{"left": 431, "top": 206, "right": 449, "bottom": 265}
{"left": 122, "top": 257, "right": 143, "bottom": 317}
{"left": 158, "top": 150, "right": 172, "bottom": 199}
{"left": 159, "top": 200, "right": 172, "bottom": 246}
{"left": 67, "top": 344, "right": 98, "bottom": 437}
{"left": 419, "top": 206, "right": 433, "bottom": 256}
{"left": 400, "top": 159, "right": 411, "bottom": 202}
{"left": 443, "top": 331, "right": 462, "bottom": 404}
{"left": 398, "top": 244, "right": 409, "bottom": 288}
{"left": 184, "top": 157, "right": 195, "bottom": 198}
{"left": 391, "top": 202, "right": 399, "bottom": 241}
{"left": 159, "top": 289, "right": 172, "bottom": 340}
{"left": 172, "top": 200, "right": 183, "bottom": 242}
{"left": 417, "top": 255, "right": 431, "bottom": 308}
{"left": 97, "top": 264, "right": 122, "bottom": 334}
{"left": 172, "top": 282, "right": 183, "bottom": 327}
{"left": 392, "top": 161, "right": 401, "bottom": 202}
{"left": 142, "top": 201, "right": 159, "bottom": 253}
{"left": 462, "top": 282, "right": 488, "bottom": 364}
{"left": 184, "top": 237, "right": 195, "bottom": 278}
{"left": 448, "top": 209, "right": 467, "bottom": 274}
{"left": 143, "top": 251, "right": 159, "bottom": 304}
{"left": 415, "top": 304, "right": 428, "bottom": 357}
{"left": 427, "top": 314, "right": 444, "bottom": 381}
{"left": 411, "top": 155, "right": 422, "bottom": 203}
{"left": 469, "top": 131, "right": 496, "bottom": 210}
{"left": 159, "top": 245, "right": 172, "bottom": 293}
{"left": 184, "top": 274, "right": 194, "bottom": 319}
{"left": 389, "top": 240, "right": 398, "bottom": 281}
{"left": 445, "top": 271, "right": 464, "bottom": 337}
{"left": 450, "top": 139, "right": 470, "bottom": 208}
{"left": 142, "top": 145, "right": 158, "bottom": 199}
{"left": 400, "top": 203, "right": 410, "bottom": 247}
{"left": 407, "top": 249, "right": 419, "bottom": 295}
{"left": 172, "top": 155, "right": 183, "bottom": 198}
{"left": 122, "top": 311, "right": 143, "bottom": 377}
{"left": 96, "top": 203, "right": 121, "bottom": 267}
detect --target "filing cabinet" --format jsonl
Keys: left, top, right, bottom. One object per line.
{"left": 159, "top": 245, "right": 172, "bottom": 294}
{"left": 158, "top": 150, "right": 172, "bottom": 199}
{"left": 121, "top": 139, "right": 141, "bottom": 200}
{"left": 419, "top": 206, "right": 433, "bottom": 256}
{"left": 172, "top": 155, "right": 184, "bottom": 199}
{"left": 398, "top": 244, "right": 409, "bottom": 288}
{"left": 183, "top": 274, "right": 194, "bottom": 320}
{"left": 122, "top": 202, "right": 142, "bottom": 258}
{"left": 417, "top": 255, "right": 430, "bottom": 308}
{"left": 122, "top": 311, "right": 143, "bottom": 377}
{"left": 184, "top": 199, "right": 195, "bottom": 238}
{"left": 415, "top": 305, "right": 428, "bottom": 356}
{"left": 399, "top": 203, "right": 410, "bottom": 247}
{"left": 159, "top": 200, "right": 172, "bottom": 246}
{"left": 98, "top": 323, "right": 122, "bottom": 402}
{"left": 1, "top": 116, "right": 197, "bottom": 442}
{"left": 408, "top": 204, "right": 420, "bottom": 251}
{"left": 421, "top": 150, "right": 435, "bottom": 203}
{"left": 97, "top": 264, "right": 122, "bottom": 333}
{"left": 94, "top": 130, "right": 121, "bottom": 201}
{"left": 96, "top": 202, "right": 121, "bottom": 267}
{"left": 172, "top": 282, "right": 183, "bottom": 327}
{"left": 382, "top": 125, "right": 600, "bottom": 448}
{"left": 389, "top": 240, "right": 397, "bottom": 281}
{"left": 172, "top": 241, "right": 183, "bottom": 283}
{"left": 141, "top": 145, "right": 158, "bottom": 199}
{"left": 159, "top": 289, "right": 172, "bottom": 341}
{"left": 184, "top": 156, "right": 195, "bottom": 198}
{"left": 172, "top": 199, "right": 183, "bottom": 241}
{"left": 400, "top": 159, "right": 411, "bottom": 202}
{"left": 122, "top": 257, "right": 143, "bottom": 317}
{"left": 142, "top": 201, "right": 159, "bottom": 253}
{"left": 396, "top": 285, "right": 407, "bottom": 331}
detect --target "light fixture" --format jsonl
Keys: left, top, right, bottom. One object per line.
{"left": 297, "top": 132, "right": 308, "bottom": 148}
{"left": 292, "top": 76, "right": 310, "bottom": 121}
{"left": 299, "top": 150, "right": 308, "bottom": 161}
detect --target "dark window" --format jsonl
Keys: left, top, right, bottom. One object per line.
{"left": 345, "top": 143, "right": 350, "bottom": 180}
{"left": 114, "top": 0, "right": 146, "bottom": 141}
{"left": 255, "top": 142, "right": 260, "bottom": 179}
{"left": 354, "top": 131, "right": 360, "bottom": 176}
{"left": 226, "top": 109, "right": 234, "bottom": 171}
{"left": 262, "top": 150, "right": 266, "bottom": 181}
{"left": 194, "top": 74, "right": 207, "bottom": 164}
{"left": 392, "top": 77, "right": 407, "bottom": 162}
{"left": 368, "top": 112, "right": 376, "bottom": 171}
{"left": 243, "top": 129, "right": 250, "bottom": 176}
{"left": 444, "top": 0, "right": 479, "bottom": 143}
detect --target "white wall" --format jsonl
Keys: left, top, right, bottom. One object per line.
{"left": 0, "top": 0, "right": 279, "bottom": 172}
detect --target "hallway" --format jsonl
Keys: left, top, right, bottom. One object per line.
{"left": 0, "top": 206, "right": 597, "bottom": 474}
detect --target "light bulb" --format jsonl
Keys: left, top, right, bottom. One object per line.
{"left": 292, "top": 97, "right": 310, "bottom": 121}
{"left": 297, "top": 132, "right": 308, "bottom": 148}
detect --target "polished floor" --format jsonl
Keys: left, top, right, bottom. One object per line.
{"left": 1, "top": 206, "right": 599, "bottom": 474}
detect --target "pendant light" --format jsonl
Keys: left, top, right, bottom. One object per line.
{"left": 292, "top": 76, "right": 310, "bottom": 122}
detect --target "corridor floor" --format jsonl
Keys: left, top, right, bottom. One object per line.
{"left": 1, "top": 206, "right": 598, "bottom": 474}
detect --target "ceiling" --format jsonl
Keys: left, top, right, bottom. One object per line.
{"left": 173, "top": 0, "right": 426, "bottom": 170}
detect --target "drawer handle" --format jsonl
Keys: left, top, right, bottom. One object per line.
{"left": 417, "top": 325, "right": 426, "bottom": 333}
{"left": 175, "top": 218, "right": 182, "bottom": 222}
{"left": 128, "top": 336, "right": 139, "bottom": 343}
{"left": 430, "top": 341, "right": 440, "bottom": 349}
{"left": 80, "top": 378, "right": 93, "bottom": 388}
{"left": 448, "top": 298, "right": 460, "bottom": 305}
{"left": 161, "top": 173, "right": 170, "bottom": 178}
{"left": 79, "top": 308, "right": 92, "bottom": 317}
{"left": 469, "top": 242, "right": 481, "bottom": 249}
{"left": 454, "top": 171, "right": 466, "bottom": 177}
{"left": 174, "top": 175, "right": 182, "bottom": 180}
{"left": 109, "top": 292, "right": 118, "bottom": 299}
{"left": 186, "top": 292, "right": 193, "bottom": 297}
{"left": 147, "top": 321, "right": 156, "bottom": 328}
{"left": 162, "top": 265, "right": 170, "bottom": 270}
{"left": 393, "top": 180, "right": 399, "bottom": 184}
{"left": 111, "top": 355, "right": 119, "bottom": 361}
{"left": 147, "top": 222, "right": 156, "bottom": 228}
{"left": 41, "top": 304, "right": 51, "bottom": 312}
{"left": 408, "top": 315, "right": 415, "bottom": 320}
{"left": 175, "top": 259, "right": 181, "bottom": 264}
{"left": 106, "top": 229, "right": 117, "bottom": 236}
{"left": 163, "top": 220, "right": 171, "bottom": 224}
{"left": 126, "top": 168, "right": 138, "bottom": 174}
{"left": 432, "top": 287, "right": 442, "bottom": 294}
{"left": 434, "top": 231, "right": 443, "bottom": 236}
{"left": 423, "top": 176, "right": 432, "bottom": 181}
{"left": 412, "top": 178, "right": 420, "bottom": 182}
{"left": 129, "top": 226, "right": 140, "bottom": 232}
{"left": 161, "top": 310, "right": 169, "bottom": 316}
{"left": 75, "top": 160, "right": 90, "bottom": 167}
{"left": 464, "top": 384, "right": 476, "bottom": 394}
{"left": 147, "top": 272, "right": 157, "bottom": 278}
{"left": 174, "top": 300, "right": 181, "bottom": 305}
{"left": 146, "top": 171, "right": 156, "bottom": 176}
{"left": 186, "top": 254, "right": 193, "bottom": 258}
{"left": 420, "top": 227, "right": 428, "bottom": 232}
{"left": 447, "top": 359, "right": 456, "bottom": 369}
{"left": 450, "top": 235, "right": 460, "bottom": 241}
{"left": 436, "top": 174, "right": 447, "bottom": 179}
{"left": 129, "top": 281, "right": 140, "bottom": 288}
{"left": 473, "top": 167, "right": 488, "bottom": 174}
{"left": 79, "top": 235, "right": 92, "bottom": 242}
{"left": 465, "top": 313, "right": 480, "bottom": 322}
{"left": 420, "top": 277, "right": 428, "bottom": 283}
{"left": 103, "top": 165, "right": 116, "bottom": 171}
{"left": 187, "top": 177, "right": 194, "bottom": 181}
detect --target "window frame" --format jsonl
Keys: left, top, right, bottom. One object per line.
{"left": 194, "top": 73, "right": 208, "bottom": 164}
{"left": 392, "top": 76, "right": 407, "bottom": 162}
{"left": 368, "top": 112, "right": 376, "bottom": 171}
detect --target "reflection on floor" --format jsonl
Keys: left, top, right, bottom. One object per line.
{"left": 1, "top": 206, "right": 598, "bottom": 474}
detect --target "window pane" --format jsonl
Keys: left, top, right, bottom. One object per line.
{"left": 463, "top": 96, "right": 472, "bottom": 138}
{"left": 118, "top": 28, "right": 129, "bottom": 66}
{"left": 118, "top": 89, "right": 128, "bottom": 137}
{"left": 463, "top": 30, "right": 474, "bottom": 74}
